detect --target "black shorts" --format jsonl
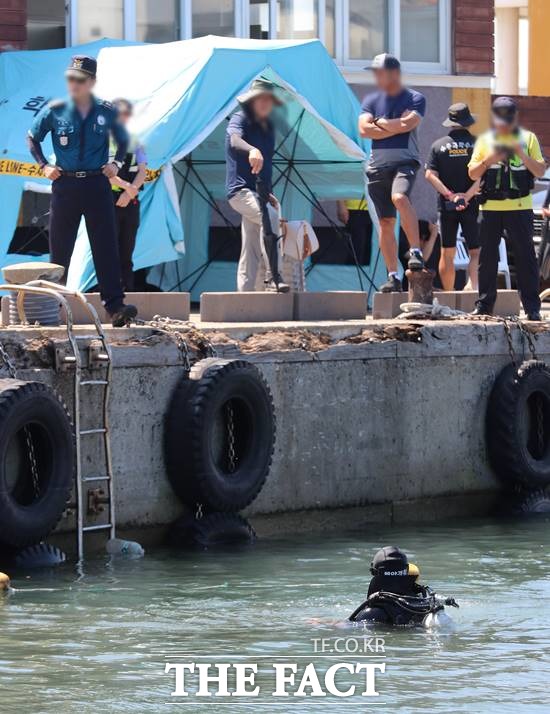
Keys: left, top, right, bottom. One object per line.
{"left": 439, "top": 207, "right": 480, "bottom": 250}
{"left": 366, "top": 162, "right": 418, "bottom": 220}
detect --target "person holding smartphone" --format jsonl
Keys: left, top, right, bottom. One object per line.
{"left": 425, "top": 103, "right": 481, "bottom": 291}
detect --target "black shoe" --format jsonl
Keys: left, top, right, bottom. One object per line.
{"left": 110, "top": 303, "right": 137, "bottom": 327}
{"left": 470, "top": 306, "right": 492, "bottom": 317}
{"left": 407, "top": 250, "right": 425, "bottom": 272}
{"left": 265, "top": 279, "right": 290, "bottom": 293}
{"left": 379, "top": 275, "right": 403, "bottom": 293}
{"left": 527, "top": 312, "right": 542, "bottom": 322}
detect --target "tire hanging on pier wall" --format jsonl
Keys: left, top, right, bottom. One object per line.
{"left": 165, "top": 359, "right": 276, "bottom": 511}
{"left": 487, "top": 360, "right": 550, "bottom": 489}
{"left": 0, "top": 379, "right": 74, "bottom": 549}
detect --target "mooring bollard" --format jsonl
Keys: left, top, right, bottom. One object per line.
{"left": 406, "top": 270, "right": 435, "bottom": 305}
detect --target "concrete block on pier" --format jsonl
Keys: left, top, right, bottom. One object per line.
{"left": 62, "top": 292, "right": 191, "bottom": 324}
{"left": 1, "top": 292, "right": 191, "bottom": 326}
{"left": 373, "top": 289, "right": 521, "bottom": 318}
{"left": 372, "top": 292, "right": 408, "bottom": 319}
{"left": 455, "top": 290, "right": 520, "bottom": 317}
{"left": 293, "top": 291, "right": 367, "bottom": 321}
{"left": 201, "top": 292, "right": 294, "bottom": 322}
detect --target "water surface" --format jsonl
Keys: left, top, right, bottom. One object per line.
{"left": 1, "top": 517, "right": 549, "bottom": 712}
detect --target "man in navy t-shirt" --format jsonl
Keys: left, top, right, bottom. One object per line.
{"left": 226, "top": 78, "right": 289, "bottom": 292}
{"left": 359, "top": 54, "right": 427, "bottom": 293}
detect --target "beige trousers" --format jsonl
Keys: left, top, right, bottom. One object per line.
{"left": 229, "top": 188, "right": 280, "bottom": 292}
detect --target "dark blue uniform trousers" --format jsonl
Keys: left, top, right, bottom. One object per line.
{"left": 49, "top": 174, "right": 124, "bottom": 313}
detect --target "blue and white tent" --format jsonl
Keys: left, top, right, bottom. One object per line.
{"left": 0, "top": 36, "right": 384, "bottom": 298}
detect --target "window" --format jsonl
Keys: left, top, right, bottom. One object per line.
{"left": 137, "top": 0, "right": 180, "bottom": 43}
{"left": 27, "top": 0, "right": 66, "bottom": 50}
{"left": 400, "top": 0, "right": 439, "bottom": 63}
{"left": 348, "top": 0, "right": 387, "bottom": 61}
{"left": 342, "top": 0, "right": 448, "bottom": 72}
{"left": 249, "top": 0, "right": 270, "bottom": 39}
{"left": 192, "top": 0, "right": 236, "bottom": 38}
{"left": 77, "top": 0, "right": 124, "bottom": 43}
{"left": 64, "top": 0, "right": 449, "bottom": 74}
{"left": 277, "top": 0, "right": 318, "bottom": 41}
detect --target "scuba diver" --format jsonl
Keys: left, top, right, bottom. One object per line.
{"left": 348, "top": 546, "right": 458, "bottom": 627}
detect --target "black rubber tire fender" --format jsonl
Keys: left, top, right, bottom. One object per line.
{"left": 167, "top": 511, "right": 256, "bottom": 548}
{"left": 487, "top": 360, "right": 550, "bottom": 489}
{"left": 0, "top": 379, "right": 75, "bottom": 549}
{"left": 165, "top": 359, "right": 275, "bottom": 511}
{"left": 14, "top": 542, "right": 67, "bottom": 569}
{"left": 515, "top": 489, "right": 550, "bottom": 514}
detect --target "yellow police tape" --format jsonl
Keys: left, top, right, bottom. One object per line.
{"left": 0, "top": 159, "right": 161, "bottom": 183}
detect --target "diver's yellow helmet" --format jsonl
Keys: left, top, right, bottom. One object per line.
{"left": 0, "top": 572, "right": 10, "bottom": 592}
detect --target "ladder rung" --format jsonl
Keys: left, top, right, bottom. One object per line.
{"left": 75, "top": 334, "right": 100, "bottom": 340}
{"left": 82, "top": 475, "right": 111, "bottom": 483}
{"left": 80, "top": 428, "right": 107, "bottom": 435}
{"left": 82, "top": 523, "right": 112, "bottom": 533}
{"left": 81, "top": 380, "right": 108, "bottom": 386}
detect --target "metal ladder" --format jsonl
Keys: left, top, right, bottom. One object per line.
{"left": 0, "top": 280, "right": 115, "bottom": 562}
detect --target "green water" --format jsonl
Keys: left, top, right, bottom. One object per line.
{"left": 1, "top": 517, "right": 550, "bottom": 713}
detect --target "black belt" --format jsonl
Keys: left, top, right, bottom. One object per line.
{"left": 62, "top": 170, "right": 104, "bottom": 178}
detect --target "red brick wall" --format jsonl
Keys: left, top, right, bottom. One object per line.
{"left": 495, "top": 95, "right": 550, "bottom": 159}
{"left": 0, "top": 0, "right": 26, "bottom": 51}
{"left": 453, "top": 0, "right": 494, "bottom": 75}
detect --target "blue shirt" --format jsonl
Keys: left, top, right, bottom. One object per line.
{"left": 28, "top": 96, "right": 128, "bottom": 172}
{"left": 360, "top": 88, "right": 426, "bottom": 169}
{"left": 225, "top": 110, "right": 275, "bottom": 199}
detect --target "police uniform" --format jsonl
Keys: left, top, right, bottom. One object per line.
{"left": 111, "top": 139, "right": 147, "bottom": 290}
{"left": 426, "top": 104, "right": 480, "bottom": 252}
{"left": 27, "top": 55, "right": 129, "bottom": 316}
{"left": 470, "top": 125, "right": 543, "bottom": 316}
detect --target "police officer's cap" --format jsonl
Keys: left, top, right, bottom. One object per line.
{"left": 66, "top": 55, "right": 97, "bottom": 80}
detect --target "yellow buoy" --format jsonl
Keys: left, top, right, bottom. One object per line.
{"left": 0, "top": 572, "right": 10, "bottom": 592}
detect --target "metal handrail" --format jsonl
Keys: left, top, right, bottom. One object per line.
{"left": 0, "top": 281, "right": 115, "bottom": 562}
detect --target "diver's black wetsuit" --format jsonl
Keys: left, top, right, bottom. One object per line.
{"left": 349, "top": 575, "right": 441, "bottom": 626}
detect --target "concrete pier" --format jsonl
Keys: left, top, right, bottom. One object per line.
{"left": 2, "top": 314, "right": 547, "bottom": 541}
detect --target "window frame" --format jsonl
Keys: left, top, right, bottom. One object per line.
{"left": 66, "top": 0, "right": 450, "bottom": 75}
{"left": 340, "top": 0, "right": 450, "bottom": 74}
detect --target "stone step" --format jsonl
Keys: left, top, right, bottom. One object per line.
{"left": 372, "top": 290, "right": 521, "bottom": 319}
{"left": 200, "top": 291, "right": 368, "bottom": 323}
{"left": 201, "top": 291, "right": 294, "bottom": 323}
{"left": 1, "top": 291, "right": 191, "bottom": 326}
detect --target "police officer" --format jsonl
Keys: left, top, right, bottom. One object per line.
{"left": 425, "top": 103, "right": 481, "bottom": 291}
{"left": 109, "top": 98, "right": 148, "bottom": 291}
{"left": 27, "top": 55, "right": 137, "bottom": 326}
{"left": 469, "top": 97, "right": 546, "bottom": 320}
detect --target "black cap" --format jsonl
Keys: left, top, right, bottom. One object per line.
{"left": 370, "top": 546, "right": 409, "bottom": 576}
{"left": 492, "top": 96, "right": 518, "bottom": 125}
{"left": 65, "top": 55, "right": 97, "bottom": 80}
{"left": 368, "top": 53, "right": 401, "bottom": 71}
{"left": 443, "top": 102, "right": 476, "bottom": 128}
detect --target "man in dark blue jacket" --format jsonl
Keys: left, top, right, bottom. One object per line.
{"left": 226, "top": 78, "right": 289, "bottom": 292}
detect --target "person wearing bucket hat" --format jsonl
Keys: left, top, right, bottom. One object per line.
{"left": 359, "top": 54, "right": 427, "bottom": 293}
{"left": 469, "top": 97, "right": 546, "bottom": 320}
{"left": 27, "top": 55, "right": 138, "bottom": 327}
{"left": 425, "top": 103, "right": 481, "bottom": 291}
{"left": 226, "top": 79, "right": 289, "bottom": 292}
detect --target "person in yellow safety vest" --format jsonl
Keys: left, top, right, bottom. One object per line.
{"left": 337, "top": 197, "right": 373, "bottom": 266}
{"left": 109, "top": 98, "right": 148, "bottom": 291}
{"left": 469, "top": 97, "right": 546, "bottom": 320}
